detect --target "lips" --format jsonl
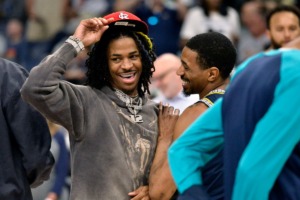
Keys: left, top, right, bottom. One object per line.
{"left": 119, "top": 72, "right": 137, "bottom": 84}
{"left": 120, "top": 72, "right": 136, "bottom": 79}
{"left": 181, "top": 77, "right": 189, "bottom": 86}
{"left": 182, "top": 80, "right": 188, "bottom": 86}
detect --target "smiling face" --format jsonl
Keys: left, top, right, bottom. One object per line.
{"left": 107, "top": 36, "right": 142, "bottom": 96}
{"left": 177, "top": 47, "right": 209, "bottom": 97}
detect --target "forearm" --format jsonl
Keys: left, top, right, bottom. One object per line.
{"left": 149, "top": 104, "right": 180, "bottom": 199}
{"left": 149, "top": 139, "right": 176, "bottom": 200}
{"left": 21, "top": 43, "right": 76, "bottom": 102}
{"left": 20, "top": 43, "right": 85, "bottom": 135}
{"left": 150, "top": 138, "right": 171, "bottom": 174}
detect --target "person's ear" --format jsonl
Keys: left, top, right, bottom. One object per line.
{"left": 207, "top": 67, "right": 219, "bottom": 82}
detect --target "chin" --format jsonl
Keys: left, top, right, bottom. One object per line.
{"left": 183, "top": 90, "right": 191, "bottom": 97}
{"left": 124, "top": 88, "right": 137, "bottom": 95}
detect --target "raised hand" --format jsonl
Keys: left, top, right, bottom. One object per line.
{"left": 73, "top": 17, "right": 114, "bottom": 47}
{"left": 158, "top": 102, "right": 180, "bottom": 141}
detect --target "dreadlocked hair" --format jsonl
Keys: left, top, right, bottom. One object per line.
{"left": 85, "top": 29, "right": 156, "bottom": 97}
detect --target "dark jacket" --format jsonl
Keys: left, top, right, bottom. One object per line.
{"left": 0, "top": 58, "right": 54, "bottom": 200}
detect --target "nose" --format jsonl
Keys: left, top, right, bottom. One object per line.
{"left": 121, "top": 59, "right": 133, "bottom": 69}
{"left": 283, "top": 29, "right": 291, "bottom": 39}
{"left": 176, "top": 65, "right": 184, "bottom": 76}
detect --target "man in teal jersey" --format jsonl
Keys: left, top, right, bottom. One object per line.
{"left": 168, "top": 37, "right": 300, "bottom": 200}
{"left": 149, "top": 32, "right": 236, "bottom": 200}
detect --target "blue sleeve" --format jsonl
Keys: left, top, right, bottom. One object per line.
{"left": 168, "top": 99, "right": 224, "bottom": 194}
{"left": 232, "top": 52, "right": 300, "bottom": 200}
{"left": 233, "top": 52, "right": 265, "bottom": 79}
{"left": 50, "top": 132, "right": 70, "bottom": 195}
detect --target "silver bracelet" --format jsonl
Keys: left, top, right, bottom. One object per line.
{"left": 65, "top": 36, "right": 85, "bottom": 53}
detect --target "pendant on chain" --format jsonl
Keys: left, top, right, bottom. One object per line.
{"left": 115, "top": 88, "right": 144, "bottom": 123}
{"left": 130, "top": 115, "right": 143, "bottom": 123}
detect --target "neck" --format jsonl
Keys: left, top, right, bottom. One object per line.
{"left": 200, "top": 79, "right": 228, "bottom": 98}
{"left": 114, "top": 88, "right": 138, "bottom": 97}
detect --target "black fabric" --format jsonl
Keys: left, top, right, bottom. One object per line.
{"left": 178, "top": 185, "right": 211, "bottom": 200}
{"left": 0, "top": 58, "right": 54, "bottom": 200}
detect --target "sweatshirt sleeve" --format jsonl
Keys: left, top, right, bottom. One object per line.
{"left": 168, "top": 99, "right": 224, "bottom": 194}
{"left": 20, "top": 43, "right": 86, "bottom": 138}
{"left": 232, "top": 54, "right": 300, "bottom": 200}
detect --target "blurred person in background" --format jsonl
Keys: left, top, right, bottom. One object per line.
{"left": 3, "top": 18, "right": 28, "bottom": 67}
{"left": 63, "top": 0, "right": 110, "bottom": 34}
{"left": 180, "top": 0, "right": 241, "bottom": 47}
{"left": 112, "top": 0, "right": 142, "bottom": 13}
{"left": 237, "top": 1, "right": 270, "bottom": 64}
{"left": 25, "top": 0, "right": 69, "bottom": 70}
{"left": 32, "top": 121, "right": 70, "bottom": 200}
{"left": 151, "top": 53, "right": 198, "bottom": 113}
{"left": 265, "top": 4, "right": 300, "bottom": 50}
{"left": 0, "top": 0, "right": 27, "bottom": 30}
{"left": 45, "top": 0, "right": 112, "bottom": 62}
{"left": 133, "top": 0, "right": 188, "bottom": 55}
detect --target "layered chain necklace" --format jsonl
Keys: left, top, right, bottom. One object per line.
{"left": 115, "top": 88, "right": 143, "bottom": 123}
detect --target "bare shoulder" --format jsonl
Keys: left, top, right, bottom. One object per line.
{"left": 173, "top": 102, "right": 208, "bottom": 140}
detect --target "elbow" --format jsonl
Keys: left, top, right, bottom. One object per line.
{"left": 20, "top": 65, "right": 41, "bottom": 97}
{"left": 149, "top": 190, "right": 161, "bottom": 200}
{"left": 20, "top": 80, "right": 34, "bottom": 103}
{"left": 29, "top": 152, "right": 55, "bottom": 188}
{"left": 20, "top": 72, "right": 43, "bottom": 104}
{"left": 149, "top": 182, "right": 161, "bottom": 200}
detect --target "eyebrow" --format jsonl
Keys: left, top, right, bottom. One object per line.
{"left": 181, "top": 59, "right": 189, "bottom": 68}
{"left": 110, "top": 51, "right": 139, "bottom": 57}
